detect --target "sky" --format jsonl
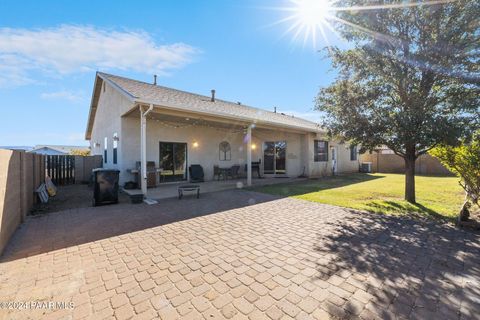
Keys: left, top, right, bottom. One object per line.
{"left": 0, "top": 0, "right": 346, "bottom": 147}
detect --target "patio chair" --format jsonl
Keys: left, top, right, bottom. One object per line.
{"left": 213, "top": 165, "right": 221, "bottom": 181}
{"left": 228, "top": 165, "right": 240, "bottom": 179}
{"left": 189, "top": 164, "right": 205, "bottom": 182}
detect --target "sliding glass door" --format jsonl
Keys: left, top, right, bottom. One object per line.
{"left": 159, "top": 142, "right": 187, "bottom": 182}
{"left": 263, "top": 141, "right": 287, "bottom": 175}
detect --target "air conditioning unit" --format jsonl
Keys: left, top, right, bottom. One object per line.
{"left": 361, "top": 162, "right": 372, "bottom": 173}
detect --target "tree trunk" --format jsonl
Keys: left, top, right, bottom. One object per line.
{"left": 404, "top": 156, "right": 416, "bottom": 203}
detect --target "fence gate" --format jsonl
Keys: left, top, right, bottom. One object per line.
{"left": 45, "top": 155, "right": 75, "bottom": 185}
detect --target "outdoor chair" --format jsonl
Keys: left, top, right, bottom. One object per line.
{"left": 228, "top": 165, "right": 240, "bottom": 179}
{"left": 189, "top": 164, "right": 205, "bottom": 182}
{"left": 213, "top": 165, "right": 222, "bottom": 181}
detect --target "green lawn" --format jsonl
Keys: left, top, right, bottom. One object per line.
{"left": 253, "top": 173, "right": 464, "bottom": 221}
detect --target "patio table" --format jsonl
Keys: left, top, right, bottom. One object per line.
{"left": 178, "top": 184, "right": 200, "bottom": 199}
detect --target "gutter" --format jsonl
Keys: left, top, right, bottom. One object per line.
{"left": 134, "top": 98, "right": 323, "bottom": 134}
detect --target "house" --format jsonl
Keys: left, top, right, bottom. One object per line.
{"left": 28, "top": 145, "right": 90, "bottom": 156}
{"left": 0, "top": 146, "right": 34, "bottom": 152}
{"left": 86, "top": 72, "right": 360, "bottom": 194}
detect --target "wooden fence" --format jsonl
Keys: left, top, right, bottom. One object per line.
{"left": 45, "top": 155, "right": 103, "bottom": 185}
{"left": 46, "top": 155, "right": 75, "bottom": 185}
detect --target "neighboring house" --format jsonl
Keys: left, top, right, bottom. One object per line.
{"left": 0, "top": 146, "right": 34, "bottom": 152}
{"left": 29, "top": 145, "right": 90, "bottom": 156}
{"left": 86, "top": 72, "right": 360, "bottom": 193}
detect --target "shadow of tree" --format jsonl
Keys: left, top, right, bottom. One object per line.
{"left": 314, "top": 212, "right": 480, "bottom": 319}
{"left": 364, "top": 200, "right": 456, "bottom": 223}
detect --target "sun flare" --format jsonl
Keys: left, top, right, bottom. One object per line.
{"left": 271, "top": 0, "right": 455, "bottom": 49}
{"left": 295, "top": 0, "right": 332, "bottom": 27}
{"left": 281, "top": 0, "right": 336, "bottom": 48}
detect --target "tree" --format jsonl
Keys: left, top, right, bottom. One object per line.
{"left": 315, "top": 0, "right": 479, "bottom": 203}
{"left": 70, "top": 149, "right": 90, "bottom": 156}
{"left": 430, "top": 132, "right": 480, "bottom": 222}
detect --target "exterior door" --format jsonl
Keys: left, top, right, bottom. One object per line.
{"left": 331, "top": 146, "right": 338, "bottom": 175}
{"left": 263, "top": 141, "right": 287, "bottom": 175}
{"left": 159, "top": 142, "right": 187, "bottom": 182}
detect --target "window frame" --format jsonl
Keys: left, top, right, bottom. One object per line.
{"left": 314, "top": 140, "right": 328, "bottom": 162}
{"left": 350, "top": 145, "right": 358, "bottom": 161}
{"left": 104, "top": 137, "right": 108, "bottom": 164}
{"left": 113, "top": 133, "right": 118, "bottom": 164}
{"left": 219, "top": 141, "right": 231, "bottom": 161}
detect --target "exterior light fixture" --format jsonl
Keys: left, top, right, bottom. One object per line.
{"left": 193, "top": 141, "right": 199, "bottom": 148}
{"left": 251, "top": 144, "right": 257, "bottom": 150}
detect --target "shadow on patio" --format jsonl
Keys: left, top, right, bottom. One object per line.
{"left": 0, "top": 189, "right": 280, "bottom": 262}
{"left": 313, "top": 211, "right": 480, "bottom": 319}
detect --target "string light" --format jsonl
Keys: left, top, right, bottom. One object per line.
{"left": 148, "top": 117, "right": 248, "bottom": 133}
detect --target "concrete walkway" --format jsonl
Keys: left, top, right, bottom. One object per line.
{"left": 1, "top": 189, "right": 479, "bottom": 320}
{"left": 124, "top": 177, "right": 306, "bottom": 200}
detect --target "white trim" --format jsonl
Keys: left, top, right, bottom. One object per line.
{"left": 134, "top": 98, "right": 321, "bottom": 134}
{"left": 247, "top": 125, "right": 252, "bottom": 186}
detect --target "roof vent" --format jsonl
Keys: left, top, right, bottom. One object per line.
{"left": 237, "top": 102, "right": 241, "bottom": 105}
{"left": 153, "top": 75, "right": 157, "bottom": 85}
{"left": 211, "top": 89, "right": 215, "bottom": 102}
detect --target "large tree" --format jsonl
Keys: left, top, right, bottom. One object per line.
{"left": 315, "top": 0, "right": 479, "bottom": 203}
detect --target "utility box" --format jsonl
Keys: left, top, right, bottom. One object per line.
{"left": 92, "top": 168, "right": 120, "bottom": 206}
{"left": 360, "top": 162, "right": 372, "bottom": 173}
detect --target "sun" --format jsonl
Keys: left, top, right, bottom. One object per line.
{"left": 295, "top": 0, "right": 332, "bottom": 27}
{"left": 279, "top": 0, "right": 337, "bottom": 48}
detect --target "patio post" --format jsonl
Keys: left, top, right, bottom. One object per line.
{"left": 247, "top": 124, "right": 252, "bottom": 186}
{"left": 140, "top": 104, "right": 153, "bottom": 196}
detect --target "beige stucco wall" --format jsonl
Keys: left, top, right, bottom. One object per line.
{"left": 120, "top": 118, "right": 309, "bottom": 184}
{"left": 89, "top": 81, "right": 133, "bottom": 172}
{"left": 0, "top": 150, "right": 45, "bottom": 254}
{"left": 360, "top": 152, "right": 452, "bottom": 175}
{"left": 303, "top": 132, "right": 359, "bottom": 177}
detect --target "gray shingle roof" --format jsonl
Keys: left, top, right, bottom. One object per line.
{"left": 98, "top": 72, "right": 322, "bottom": 133}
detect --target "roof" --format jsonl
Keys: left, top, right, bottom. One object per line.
{"left": 86, "top": 72, "right": 323, "bottom": 139}
{"left": 29, "top": 145, "right": 90, "bottom": 154}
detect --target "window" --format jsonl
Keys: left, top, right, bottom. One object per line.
{"left": 104, "top": 137, "right": 108, "bottom": 163}
{"left": 350, "top": 145, "right": 358, "bottom": 161}
{"left": 314, "top": 140, "right": 328, "bottom": 162}
{"left": 219, "top": 141, "right": 231, "bottom": 161}
{"left": 113, "top": 133, "right": 118, "bottom": 164}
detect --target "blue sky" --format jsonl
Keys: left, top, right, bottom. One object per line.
{"left": 0, "top": 0, "right": 345, "bottom": 146}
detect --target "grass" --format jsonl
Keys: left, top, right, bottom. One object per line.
{"left": 253, "top": 173, "right": 464, "bottom": 221}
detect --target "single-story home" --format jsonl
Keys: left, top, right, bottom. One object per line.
{"left": 86, "top": 72, "right": 359, "bottom": 194}
{"left": 28, "top": 145, "right": 90, "bottom": 156}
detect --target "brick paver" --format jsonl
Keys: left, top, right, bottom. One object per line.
{"left": 1, "top": 189, "right": 479, "bottom": 319}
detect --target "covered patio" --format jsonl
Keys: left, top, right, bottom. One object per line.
{"left": 121, "top": 101, "right": 312, "bottom": 199}
{"left": 124, "top": 176, "right": 307, "bottom": 200}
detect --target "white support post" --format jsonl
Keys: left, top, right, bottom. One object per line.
{"left": 247, "top": 125, "right": 252, "bottom": 186}
{"left": 140, "top": 104, "right": 153, "bottom": 197}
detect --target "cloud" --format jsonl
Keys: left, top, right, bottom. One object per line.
{"left": 41, "top": 90, "right": 86, "bottom": 102}
{"left": 0, "top": 25, "right": 199, "bottom": 87}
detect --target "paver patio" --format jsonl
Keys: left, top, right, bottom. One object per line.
{"left": 1, "top": 189, "right": 479, "bottom": 320}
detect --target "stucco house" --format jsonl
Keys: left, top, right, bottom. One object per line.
{"left": 28, "top": 145, "right": 90, "bottom": 156}
{"left": 86, "top": 72, "right": 359, "bottom": 194}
